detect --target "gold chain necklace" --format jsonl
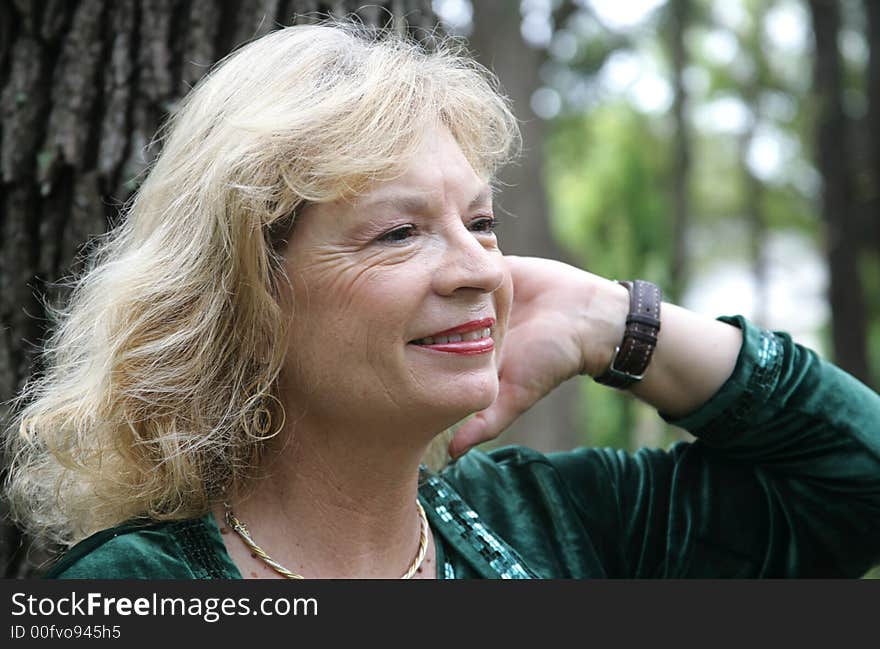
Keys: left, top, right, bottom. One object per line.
{"left": 224, "top": 500, "right": 429, "bottom": 579}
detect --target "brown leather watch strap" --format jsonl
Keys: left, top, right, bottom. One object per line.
{"left": 594, "top": 280, "right": 662, "bottom": 390}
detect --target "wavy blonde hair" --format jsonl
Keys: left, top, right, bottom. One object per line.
{"left": 3, "top": 19, "right": 519, "bottom": 547}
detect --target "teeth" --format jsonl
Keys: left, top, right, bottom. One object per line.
{"left": 414, "top": 327, "right": 493, "bottom": 345}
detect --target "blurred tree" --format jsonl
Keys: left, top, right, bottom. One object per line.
{"left": 738, "top": 0, "right": 770, "bottom": 327}
{"left": 467, "top": 1, "right": 583, "bottom": 453}
{"left": 688, "top": 0, "right": 821, "bottom": 314}
{"left": 864, "top": 0, "right": 880, "bottom": 387}
{"left": 0, "top": 0, "right": 439, "bottom": 578}
{"left": 807, "top": 0, "right": 871, "bottom": 384}
{"left": 667, "top": 0, "right": 693, "bottom": 304}
{"left": 868, "top": 0, "right": 880, "bottom": 242}
{"left": 549, "top": 103, "right": 679, "bottom": 450}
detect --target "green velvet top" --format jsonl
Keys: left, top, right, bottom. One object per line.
{"left": 46, "top": 316, "right": 880, "bottom": 579}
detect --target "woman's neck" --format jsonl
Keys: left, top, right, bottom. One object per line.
{"left": 216, "top": 415, "right": 438, "bottom": 579}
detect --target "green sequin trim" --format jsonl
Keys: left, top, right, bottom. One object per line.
{"left": 419, "top": 468, "right": 537, "bottom": 579}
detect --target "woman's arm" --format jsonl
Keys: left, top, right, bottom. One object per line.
{"left": 558, "top": 314, "right": 880, "bottom": 577}
{"left": 583, "top": 279, "right": 744, "bottom": 418}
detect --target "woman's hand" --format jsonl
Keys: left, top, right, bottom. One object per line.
{"left": 448, "top": 255, "right": 628, "bottom": 459}
{"left": 447, "top": 256, "right": 746, "bottom": 459}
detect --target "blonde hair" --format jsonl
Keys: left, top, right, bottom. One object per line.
{"left": 3, "top": 19, "right": 519, "bottom": 547}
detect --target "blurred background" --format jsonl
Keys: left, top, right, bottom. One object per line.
{"left": 434, "top": 0, "right": 879, "bottom": 457}
{"left": 1, "top": 0, "right": 877, "bottom": 576}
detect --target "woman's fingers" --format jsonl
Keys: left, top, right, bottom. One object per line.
{"left": 447, "top": 382, "right": 529, "bottom": 459}
{"left": 447, "top": 411, "right": 496, "bottom": 460}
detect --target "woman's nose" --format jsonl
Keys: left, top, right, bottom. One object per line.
{"left": 431, "top": 224, "right": 506, "bottom": 297}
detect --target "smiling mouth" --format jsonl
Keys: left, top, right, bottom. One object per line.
{"left": 411, "top": 327, "right": 492, "bottom": 346}
{"left": 409, "top": 320, "right": 495, "bottom": 355}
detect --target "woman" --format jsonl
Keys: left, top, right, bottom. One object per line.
{"left": 5, "top": 21, "right": 880, "bottom": 579}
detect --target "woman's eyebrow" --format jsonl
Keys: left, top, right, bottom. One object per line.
{"left": 469, "top": 186, "right": 494, "bottom": 209}
{"left": 359, "top": 185, "right": 493, "bottom": 214}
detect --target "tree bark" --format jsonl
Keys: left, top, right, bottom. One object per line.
{"left": 807, "top": 0, "right": 870, "bottom": 384}
{"left": 0, "top": 0, "right": 439, "bottom": 578}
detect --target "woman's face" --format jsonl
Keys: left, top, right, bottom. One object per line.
{"left": 280, "top": 125, "right": 512, "bottom": 434}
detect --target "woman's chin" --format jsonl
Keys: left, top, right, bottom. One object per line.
{"left": 417, "top": 380, "right": 499, "bottom": 422}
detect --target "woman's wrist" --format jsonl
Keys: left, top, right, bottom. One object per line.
{"left": 578, "top": 273, "right": 743, "bottom": 418}
{"left": 592, "top": 280, "right": 663, "bottom": 389}
{"left": 628, "top": 303, "right": 743, "bottom": 417}
{"left": 577, "top": 276, "right": 629, "bottom": 378}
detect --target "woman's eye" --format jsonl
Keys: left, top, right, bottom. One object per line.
{"left": 470, "top": 216, "right": 498, "bottom": 233}
{"left": 378, "top": 225, "right": 416, "bottom": 243}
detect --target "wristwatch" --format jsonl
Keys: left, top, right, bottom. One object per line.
{"left": 593, "top": 280, "right": 662, "bottom": 390}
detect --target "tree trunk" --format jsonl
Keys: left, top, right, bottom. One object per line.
{"left": 668, "top": 0, "right": 691, "bottom": 305}
{"left": 739, "top": 3, "right": 769, "bottom": 328}
{"left": 0, "top": 0, "right": 438, "bottom": 578}
{"left": 867, "top": 0, "right": 880, "bottom": 249}
{"left": 807, "top": 0, "right": 870, "bottom": 384}
{"left": 741, "top": 126, "right": 769, "bottom": 328}
{"left": 468, "top": 1, "right": 582, "bottom": 454}
{"left": 865, "top": 0, "right": 880, "bottom": 389}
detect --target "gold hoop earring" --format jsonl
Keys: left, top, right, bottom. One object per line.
{"left": 246, "top": 392, "right": 285, "bottom": 441}
{"left": 253, "top": 400, "right": 272, "bottom": 436}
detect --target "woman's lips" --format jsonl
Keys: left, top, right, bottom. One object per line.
{"left": 420, "top": 317, "right": 495, "bottom": 339}
{"left": 412, "top": 337, "right": 495, "bottom": 355}
{"left": 409, "top": 317, "right": 496, "bottom": 355}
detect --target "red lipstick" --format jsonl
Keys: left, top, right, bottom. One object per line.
{"left": 421, "top": 318, "right": 495, "bottom": 338}
{"left": 410, "top": 318, "right": 496, "bottom": 356}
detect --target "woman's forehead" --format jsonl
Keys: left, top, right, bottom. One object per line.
{"left": 352, "top": 126, "right": 490, "bottom": 206}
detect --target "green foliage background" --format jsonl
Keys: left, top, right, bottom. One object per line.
{"left": 531, "top": 0, "right": 878, "bottom": 458}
